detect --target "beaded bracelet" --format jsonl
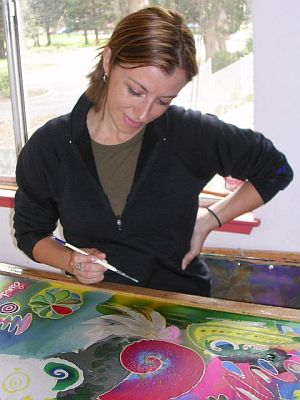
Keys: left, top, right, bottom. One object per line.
{"left": 206, "top": 207, "right": 222, "bottom": 227}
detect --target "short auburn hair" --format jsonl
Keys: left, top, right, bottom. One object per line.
{"left": 85, "top": 6, "right": 198, "bottom": 111}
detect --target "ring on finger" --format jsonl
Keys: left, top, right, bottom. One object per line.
{"left": 74, "top": 262, "right": 84, "bottom": 272}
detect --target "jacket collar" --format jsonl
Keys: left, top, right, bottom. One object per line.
{"left": 69, "top": 93, "right": 170, "bottom": 183}
{"left": 70, "top": 93, "right": 93, "bottom": 142}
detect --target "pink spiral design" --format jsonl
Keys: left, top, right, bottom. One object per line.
{"left": 99, "top": 339, "right": 205, "bottom": 400}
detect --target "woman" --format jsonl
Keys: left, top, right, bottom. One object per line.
{"left": 14, "top": 7, "right": 293, "bottom": 296}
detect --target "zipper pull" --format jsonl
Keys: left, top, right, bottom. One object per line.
{"left": 116, "top": 216, "right": 122, "bottom": 231}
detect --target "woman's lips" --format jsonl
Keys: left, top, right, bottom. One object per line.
{"left": 123, "top": 113, "right": 143, "bottom": 129}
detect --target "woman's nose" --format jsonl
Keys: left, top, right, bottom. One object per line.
{"left": 134, "top": 101, "right": 152, "bottom": 122}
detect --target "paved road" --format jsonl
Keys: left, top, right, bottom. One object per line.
{"left": 0, "top": 47, "right": 98, "bottom": 175}
{"left": 0, "top": 47, "right": 97, "bottom": 120}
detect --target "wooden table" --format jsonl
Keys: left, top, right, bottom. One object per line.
{"left": 1, "top": 258, "right": 300, "bottom": 399}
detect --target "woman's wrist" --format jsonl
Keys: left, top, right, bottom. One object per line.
{"left": 198, "top": 206, "right": 221, "bottom": 231}
{"left": 68, "top": 250, "right": 76, "bottom": 274}
{"left": 205, "top": 206, "right": 222, "bottom": 227}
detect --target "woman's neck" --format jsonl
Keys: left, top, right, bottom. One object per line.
{"left": 87, "top": 106, "right": 142, "bottom": 145}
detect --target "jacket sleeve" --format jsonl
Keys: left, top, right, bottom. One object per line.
{"left": 184, "top": 110, "right": 294, "bottom": 203}
{"left": 13, "top": 128, "right": 60, "bottom": 260}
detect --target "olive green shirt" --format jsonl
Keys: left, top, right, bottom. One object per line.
{"left": 91, "top": 128, "right": 145, "bottom": 216}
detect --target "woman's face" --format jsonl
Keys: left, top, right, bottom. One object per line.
{"left": 102, "top": 48, "right": 187, "bottom": 140}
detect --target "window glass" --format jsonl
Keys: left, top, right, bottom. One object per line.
{"left": 20, "top": 0, "right": 99, "bottom": 138}
{"left": 151, "top": 0, "right": 253, "bottom": 129}
{"left": 1, "top": 0, "right": 253, "bottom": 184}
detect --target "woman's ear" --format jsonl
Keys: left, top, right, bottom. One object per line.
{"left": 102, "top": 47, "right": 112, "bottom": 74}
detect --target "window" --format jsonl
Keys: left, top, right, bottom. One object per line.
{"left": 0, "top": 0, "right": 253, "bottom": 184}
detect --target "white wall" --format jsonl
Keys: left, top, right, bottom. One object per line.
{"left": 0, "top": 206, "right": 60, "bottom": 271}
{"left": 1, "top": 0, "right": 299, "bottom": 272}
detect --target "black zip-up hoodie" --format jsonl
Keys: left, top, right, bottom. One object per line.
{"left": 14, "top": 94, "right": 293, "bottom": 295}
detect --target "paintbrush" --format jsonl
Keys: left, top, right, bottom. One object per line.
{"left": 53, "top": 236, "right": 139, "bottom": 284}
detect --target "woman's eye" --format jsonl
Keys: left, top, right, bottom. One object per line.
{"left": 159, "top": 100, "right": 170, "bottom": 106}
{"left": 128, "top": 86, "right": 142, "bottom": 97}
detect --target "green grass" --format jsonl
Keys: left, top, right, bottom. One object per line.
{"left": 25, "top": 32, "right": 109, "bottom": 52}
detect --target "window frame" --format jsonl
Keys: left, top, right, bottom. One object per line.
{"left": 2, "top": 0, "right": 28, "bottom": 165}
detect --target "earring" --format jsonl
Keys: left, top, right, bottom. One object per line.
{"left": 103, "top": 73, "right": 109, "bottom": 83}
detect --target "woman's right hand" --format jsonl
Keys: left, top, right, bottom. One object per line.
{"left": 69, "top": 248, "right": 107, "bottom": 284}
{"left": 181, "top": 206, "right": 218, "bottom": 270}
